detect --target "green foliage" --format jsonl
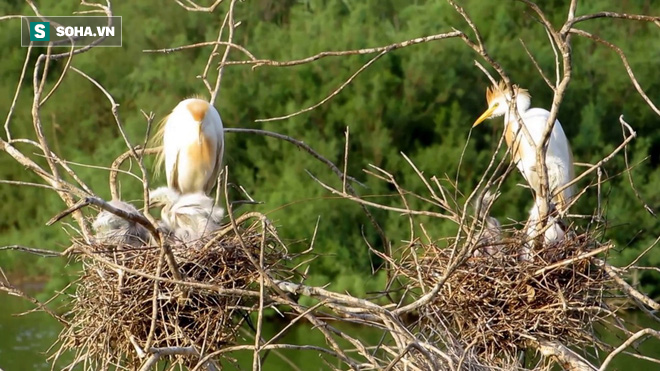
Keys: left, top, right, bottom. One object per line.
{"left": 0, "top": 1, "right": 658, "bottom": 295}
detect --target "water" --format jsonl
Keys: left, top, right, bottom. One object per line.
{"left": 1, "top": 289, "right": 660, "bottom": 370}
{"left": 0, "top": 292, "right": 60, "bottom": 371}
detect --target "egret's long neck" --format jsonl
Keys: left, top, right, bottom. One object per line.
{"left": 503, "top": 94, "right": 531, "bottom": 157}
{"left": 503, "top": 94, "right": 531, "bottom": 130}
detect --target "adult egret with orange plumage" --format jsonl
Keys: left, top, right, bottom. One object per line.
{"left": 155, "top": 98, "right": 224, "bottom": 195}
{"left": 472, "top": 82, "right": 575, "bottom": 212}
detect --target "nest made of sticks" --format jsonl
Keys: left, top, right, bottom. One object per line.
{"left": 52, "top": 215, "right": 287, "bottom": 370}
{"left": 401, "top": 229, "right": 612, "bottom": 366}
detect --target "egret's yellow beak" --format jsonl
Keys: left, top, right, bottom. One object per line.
{"left": 472, "top": 104, "right": 498, "bottom": 128}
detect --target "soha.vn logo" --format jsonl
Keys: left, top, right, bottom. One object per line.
{"left": 29, "top": 21, "right": 115, "bottom": 41}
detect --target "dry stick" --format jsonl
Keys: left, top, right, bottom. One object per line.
{"left": 220, "top": 30, "right": 463, "bottom": 69}
{"left": 260, "top": 301, "right": 328, "bottom": 349}
{"left": 533, "top": 244, "right": 613, "bottom": 276}
{"left": 380, "top": 315, "right": 447, "bottom": 369}
{"left": 252, "top": 218, "right": 267, "bottom": 371}
{"left": 0, "top": 14, "right": 25, "bottom": 21}
{"left": 565, "top": 12, "right": 660, "bottom": 30}
{"left": 173, "top": 0, "right": 223, "bottom": 12}
{"left": 273, "top": 281, "right": 384, "bottom": 314}
{"left": 368, "top": 164, "right": 415, "bottom": 245}
{"left": 599, "top": 329, "right": 660, "bottom": 371}
{"left": 138, "top": 346, "right": 205, "bottom": 371}
{"left": 362, "top": 164, "right": 412, "bottom": 297}
{"left": 625, "top": 236, "right": 660, "bottom": 270}
{"left": 200, "top": 10, "right": 230, "bottom": 96}
{"left": 139, "top": 110, "right": 155, "bottom": 190}
{"left": 568, "top": 28, "right": 659, "bottom": 116}
{"left": 143, "top": 40, "right": 256, "bottom": 60}
{"left": 0, "top": 179, "right": 71, "bottom": 193}
{"left": 108, "top": 147, "right": 160, "bottom": 200}
{"left": 342, "top": 127, "right": 350, "bottom": 194}
{"left": 309, "top": 173, "right": 452, "bottom": 220}
{"left": 0, "top": 281, "right": 68, "bottom": 325}
{"left": 531, "top": 338, "right": 596, "bottom": 371}
{"left": 567, "top": 0, "right": 578, "bottom": 28}
{"left": 554, "top": 116, "right": 636, "bottom": 199}
{"left": 143, "top": 247, "right": 166, "bottom": 352}
{"left": 255, "top": 48, "right": 392, "bottom": 123}
{"left": 47, "top": 197, "right": 157, "bottom": 234}
{"left": 209, "top": 0, "right": 237, "bottom": 106}
{"left": 234, "top": 328, "right": 304, "bottom": 371}
{"left": 456, "top": 124, "right": 513, "bottom": 259}
{"left": 31, "top": 43, "right": 90, "bottom": 236}
{"left": 595, "top": 259, "right": 660, "bottom": 311}
{"left": 39, "top": 40, "right": 75, "bottom": 105}
{"left": 519, "top": 38, "right": 554, "bottom": 90}
{"left": 0, "top": 245, "right": 61, "bottom": 257}
{"left": 4, "top": 43, "right": 32, "bottom": 141}
{"left": 202, "top": 211, "right": 267, "bottom": 249}
{"left": 619, "top": 117, "right": 655, "bottom": 216}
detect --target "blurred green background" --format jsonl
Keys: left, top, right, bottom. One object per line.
{"left": 0, "top": 0, "right": 658, "bottom": 369}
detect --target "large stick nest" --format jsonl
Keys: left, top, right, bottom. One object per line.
{"left": 52, "top": 215, "right": 288, "bottom": 370}
{"left": 401, "top": 229, "right": 612, "bottom": 367}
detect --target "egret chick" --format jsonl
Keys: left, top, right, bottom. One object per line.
{"left": 473, "top": 81, "right": 575, "bottom": 212}
{"left": 154, "top": 98, "right": 224, "bottom": 195}
{"left": 92, "top": 200, "right": 150, "bottom": 247}
{"left": 150, "top": 186, "right": 225, "bottom": 243}
{"left": 472, "top": 190, "right": 503, "bottom": 257}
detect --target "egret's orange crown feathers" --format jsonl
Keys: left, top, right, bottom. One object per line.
{"left": 186, "top": 99, "right": 210, "bottom": 122}
{"left": 485, "top": 80, "right": 508, "bottom": 106}
{"left": 485, "top": 81, "right": 531, "bottom": 106}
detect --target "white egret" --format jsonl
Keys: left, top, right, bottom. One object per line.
{"left": 473, "top": 81, "right": 575, "bottom": 212}
{"left": 154, "top": 98, "right": 224, "bottom": 195}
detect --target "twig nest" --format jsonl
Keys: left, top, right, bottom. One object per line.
{"left": 402, "top": 230, "right": 611, "bottom": 368}
{"left": 52, "top": 210, "right": 287, "bottom": 370}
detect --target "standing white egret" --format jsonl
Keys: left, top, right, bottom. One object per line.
{"left": 154, "top": 98, "right": 224, "bottom": 195}
{"left": 472, "top": 81, "right": 575, "bottom": 212}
